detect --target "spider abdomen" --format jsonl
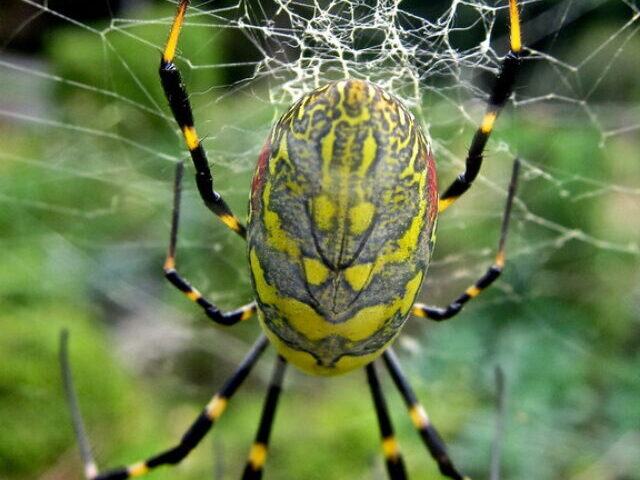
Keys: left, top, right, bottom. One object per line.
{"left": 248, "top": 79, "right": 438, "bottom": 375}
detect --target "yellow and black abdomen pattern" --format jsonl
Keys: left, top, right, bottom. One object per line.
{"left": 248, "top": 80, "right": 438, "bottom": 376}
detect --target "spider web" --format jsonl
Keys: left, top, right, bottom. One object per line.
{"left": 1, "top": 1, "right": 639, "bottom": 479}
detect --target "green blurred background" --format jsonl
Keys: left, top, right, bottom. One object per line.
{"left": 1, "top": 1, "right": 639, "bottom": 479}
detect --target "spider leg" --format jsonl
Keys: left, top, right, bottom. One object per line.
{"left": 160, "top": 0, "right": 246, "bottom": 238}
{"left": 241, "top": 356, "right": 288, "bottom": 480}
{"left": 60, "top": 330, "right": 99, "bottom": 479}
{"left": 367, "top": 361, "right": 409, "bottom": 480}
{"left": 164, "top": 162, "right": 257, "bottom": 325}
{"left": 438, "top": 0, "right": 522, "bottom": 213}
{"left": 382, "top": 349, "right": 469, "bottom": 480}
{"left": 61, "top": 332, "right": 269, "bottom": 480}
{"left": 413, "top": 159, "right": 520, "bottom": 321}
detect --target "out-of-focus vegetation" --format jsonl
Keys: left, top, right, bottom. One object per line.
{"left": 1, "top": 1, "right": 639, "bottom": 480}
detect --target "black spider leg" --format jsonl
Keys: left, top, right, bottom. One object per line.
{"left": 164, "top": 161, "right": 257, "bottom": 325}
{"left": 61, "top": 333, "right": 269, "bottom": 480}
{"left": 412, "top": 158, "right": 520, "bottom": 321}
{"left": 439, "top": 0, "right": 523, "bottom": 213}
{"left": 241, "top": 356, "right": 288, "bottom": 480}
{"left": 159, "top": 0, "right": 246, "bottom": 238}
{"left": 382, "top": 349, "right": 469, "bottom": 480}
{"left": 367, "top": 362, "right": 409, "bottom": 480}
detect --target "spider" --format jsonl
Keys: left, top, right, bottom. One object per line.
{"left": 61, "top": 0, "right": 523, "bottom": 479}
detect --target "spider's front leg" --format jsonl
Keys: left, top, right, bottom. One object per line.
{"left": 159, "top": 2, "right": 256, "bottom": 326}
{"left": 412, "top": 158, "right": 520, "bottom": 321}
{"left": 164, "top": 162, "right": 256, "bottom": 325}
{"left": 159, "top": 0, "right": 246, "bottom": 238}
{"left": 438, "top": 0, "right": 522, "bottom": 213}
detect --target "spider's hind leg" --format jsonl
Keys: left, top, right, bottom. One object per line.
{"left": 61, "top": 331, "right": 269, "bottom": 480}
{"left": 367, "top": 361, "right": 409, "bottom": 480}
{"left": 382, "top": 349, "right": 470, "bottom": 480}
{"left": 241, "top": 356, "right": 288, "bottom": 480}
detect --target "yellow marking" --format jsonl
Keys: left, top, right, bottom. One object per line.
{"left": 438, "top": 196, "right": 456, "bottom": 213}
{"left": 290, "top": 270, "right": 421, "bottom": 342}
{"left": 182, "top": 125, "right": 199, "bottom": 151}
{"left": 382, "top": 436, "right": 400, "bottom": 460}
{"left": 411, "top": 305, "right": 428, "bottom": 318}
{"left": 320, "top": 125, "right": 336, "bottom": 181}
{"left": 248, "top": 442, "right": 268, "bottom": 469}
{"left": 312, "top": 194, "right": 336, "bottom": 231}
{"left": 303, "top": 257, "right": 330, "bottom": 285}
{"left": 220, "top": 213, "right": 242, "bottom": 233}
{"left": 348, "top": 202, "right": 375, "bottom": 235}
{"left": 241, "top": 306, "right": 256, "bottom": 321}
{"left": 509, "top": 0, "right": 522, "bottom": 53}
{"left": 164, "top": 256, "right": 175, "bottom": 270}
{"left": 372, "top": 200, "right": 427, "bottom": 272}
{"left": 357, "top": 128, "right": 378, "bottom": 177}
{"left": 271, "top": 131, "right": 294, "bottom": 173}
{"left": 340, "top": 82, "right": 372, "bottom": 123}
{"left": 466, "top": 285, "right": 481, "bottom": 298}
{"left": 262, "top": 184, "right": 301, "bottom": 259}
{"left": 253, "top": 244, "right": 423, "bottom": 349}
{"left": 345, "top": 79, "right": 366, "bottom": 108}
{"left": 481, "top": 111, "right": 497, "bottom": 134}
{"left": 128, "top": 462, "right": 149, "bottom": 477}
{"left": 251, "top": 248, "right": 423, "bottom": 368}
{"left": 261, "top": 327, "right": 383, "bottom": 376}
{"left": 409, "top": 404, "right": 429, "bottom": 429}
{"left": 397, "top": 107, "right": 406, "bottom": 127}
{"left": 163, "top": 0, "right": 188, "bottom": 63}
{"left": 186, "top": 290, "right": 201, "bottom": 301}
{"left": 298, "top": 95, "right": 311, "bottom": 120}
{"left": 399, "top": 135, "right": 422, "bottom": 182}
{"left": 368, "top": 153, "right": 429, "bottom": 276}
{"left": 344, "top": 262, "right": 373, "bottom": 291}
{"left": 496, "top": 251, "right": 505, "bottom": 268}
{"left": 206, "top": 395, "right": 228, "bottom": 420}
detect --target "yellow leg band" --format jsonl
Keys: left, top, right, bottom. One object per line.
{"left": 481, "top": 111, "right": 497, "bottom": 134}
{"left": 248, "top": 442, "right": 268, "bottom": 469}
{"left": 206, "top": 395, "right": 228, "bottom": 420}
{"left": 411, "top": 305, "right": 428, "bottom": 318}
{"left": 186, "top": 289, "right": 202, "bottom": 301}
{"left": 509, "top": 0, "right": 522, "bottom": 53}
{"left": 466, "top": 285, "right": 481, "bottom": 298}
{"left": 182, "top": 125, "right": 199, "bottom": 151}
{"left": 438, "top": 196, "right": 456, "bottom": 213}
{"left": 163, "top": 0, "right": 189, "bottom": 63}
{"left": 241, "top": 307, "right": 256, "bottom": 321}
{"left": 382, "top": 435, "right": 400, "bottom": 460}
{"left": 409, "top": 404, "right": 429, "bottom": 429}
{"left": 164, "top": 256, "right": 176, "bottom": 270}
{"left": 220, "top": 213, "right": 242, "bottom": 233}
{"left": 128, "top": 462, "right": 149, "bottom": 477}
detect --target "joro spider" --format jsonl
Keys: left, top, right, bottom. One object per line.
{"left": 61, "top": 0, "right": 524, "bottom": 479}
